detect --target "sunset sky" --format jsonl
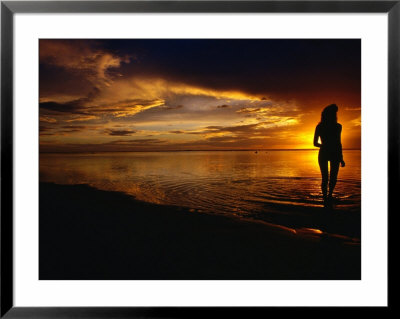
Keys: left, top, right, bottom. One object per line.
{"left": 39, "top": 39, "right": 361, "bottom": 152}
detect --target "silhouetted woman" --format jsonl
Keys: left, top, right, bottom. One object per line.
{"left": 313, "top": 104, "right": 345, "bottom": 206}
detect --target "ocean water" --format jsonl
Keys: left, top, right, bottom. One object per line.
{"left": 39, "top": 150, "right": 361, "bottom": 218}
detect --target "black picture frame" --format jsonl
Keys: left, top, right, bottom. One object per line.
{"left": 1, "top": 1, "right": 394, "bottom": 317}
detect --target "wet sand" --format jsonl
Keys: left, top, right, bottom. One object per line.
{"left": 39, "top": 182, "right": 361, "bottom": 280}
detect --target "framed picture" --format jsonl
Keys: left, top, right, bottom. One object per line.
{"left": 1, "top": 0, "right": 393, "bottom": 317}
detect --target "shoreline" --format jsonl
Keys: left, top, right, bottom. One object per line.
{"left": 39, "top": 182, "right": 361, "bottom": 280}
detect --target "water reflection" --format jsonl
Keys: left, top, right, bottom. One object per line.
{"left": 40, "top": 150, "right": 361, "bottom": 216}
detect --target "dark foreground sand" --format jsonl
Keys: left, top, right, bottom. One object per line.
{"left": 39, "top": 182, "right": 361, "bottom": 280}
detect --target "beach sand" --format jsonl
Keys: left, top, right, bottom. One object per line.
{"left": 39, "top": 182, "right": 361, "bottom": 280}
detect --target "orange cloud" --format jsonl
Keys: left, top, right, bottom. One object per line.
{"left": 40, "top": 40, "right": 131, "bottom": 88}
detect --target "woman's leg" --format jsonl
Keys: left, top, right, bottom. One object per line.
{"left": 328, "top": 161, "right": 340, "bottom": 197}
{"left": 318, "top": 154, "right": 329, "bottom": 200}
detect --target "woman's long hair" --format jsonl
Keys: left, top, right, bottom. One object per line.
{"left": 320, "top": 104, "right": 338, "bottom": 126}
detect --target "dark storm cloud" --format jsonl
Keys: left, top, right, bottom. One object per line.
{"left": 61, "top": 125, "right": 87, "bottom": 130}
{"left": 59, "top": 129, "right": 82, "bottom": 134}
{"left": 40, "top": 39, "right": 361, "bottom": 105}
{"left": 105, "top": 129, "right": 137, "bottom": 136}
{"left": 101, "top": 39, "right": 360, "bottom": 98}
{"left": 40, "top": 100, "right": 84, "bottom": 113}
{"left": 39, "top": 126, "right": 56, "bottom": 136}
{"left": 39, "top": 125, "right": 51, "bottom": 132}
{"left": 39, "top": 97, "right": 166, "bottom": 122}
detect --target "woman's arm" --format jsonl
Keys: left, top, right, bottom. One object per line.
{"left": 339, "top": 124, "right": 345, "bottom": 167}
{"left": 313, "top": 125, "right": 321, "bottom": 147}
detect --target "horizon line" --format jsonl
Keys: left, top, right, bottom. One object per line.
{"left": 39, "top": 148, "right": 361, "bottom": 154}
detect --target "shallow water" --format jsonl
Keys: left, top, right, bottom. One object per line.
{"left": 40, "top": 150, "right": 361, "bottom": 219}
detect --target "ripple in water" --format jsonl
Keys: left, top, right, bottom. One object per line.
{"left": 40, "top": 150, "right": 361, "bottom": 220}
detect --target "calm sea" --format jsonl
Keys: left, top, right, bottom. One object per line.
{"left": 40, "top": 150, "right": 361, "bottom": 218}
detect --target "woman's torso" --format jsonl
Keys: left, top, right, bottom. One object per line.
{"left": 318, "top": 123, "right": 342, "bottom": 161}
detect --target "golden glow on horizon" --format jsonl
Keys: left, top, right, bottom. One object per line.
{"left": 295, "top": 132, "right": 317, "bottom": 150}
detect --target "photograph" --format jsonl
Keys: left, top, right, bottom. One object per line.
{"left": 38, "top": 38, "right": 361, "bottom": 280}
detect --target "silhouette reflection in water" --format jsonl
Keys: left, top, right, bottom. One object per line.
{"left": 313, "top": 104, "right": 346, "bottom": 208}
